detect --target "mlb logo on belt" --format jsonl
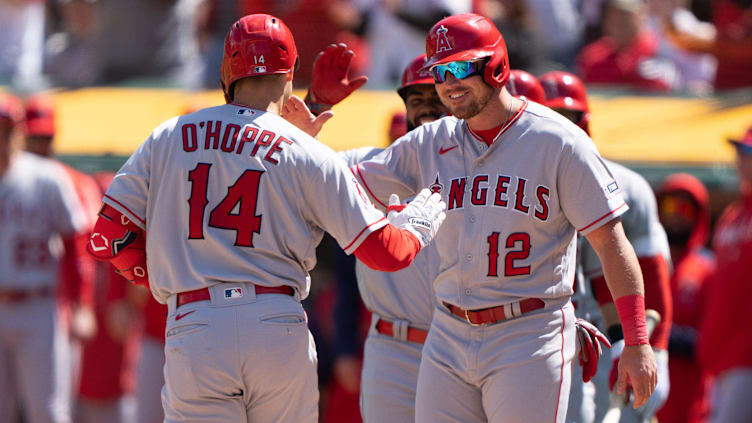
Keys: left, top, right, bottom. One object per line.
{"left": 225, "top": 288, "right": 243, "bottom": 298}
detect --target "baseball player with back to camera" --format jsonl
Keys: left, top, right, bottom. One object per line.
{"left": 344, "top": 14, "right": 656, "bottom": 422}
{"left": 536, "top": 71, "right": 673, "bottom": 423}
{"left": 0, "top": 93, "right": 91, "bottom": 423}
{"left": 85, "top": 13, "right": 447, "bottom": 423}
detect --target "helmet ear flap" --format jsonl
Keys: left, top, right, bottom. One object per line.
{"left": 483, "top": 53, "right": 509, "bottom": 88}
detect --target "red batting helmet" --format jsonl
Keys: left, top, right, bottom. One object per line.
{"left": 0, "top": 93, "right": 24, "bottom": 127}
{"left": 539, "top": 71, "right": 591, "bottom": 134}
{"left": 220, "top": 14, "right": 298, "bottom": 102}
{"left": 25, "top": 95, "right": 55, "bottom": 137}
{"left": 397, "top": 54, "right": 434, "bottom": 101}
{"left": 423, "top": 14, "right": 510, "bottom": 88}
{"left": 506, "top": 70, "right": 545, "bottom": 103}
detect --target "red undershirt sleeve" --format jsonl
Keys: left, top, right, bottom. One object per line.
{"left": 354, "top": 224, "right": 421, "bottom": 272}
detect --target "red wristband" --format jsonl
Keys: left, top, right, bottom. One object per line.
{"left": 614, "top": 294, "right": 649, "bottom": 346}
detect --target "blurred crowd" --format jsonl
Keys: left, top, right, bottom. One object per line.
{"left": 0, "top": 0, "right": 751, "bottom": 93}
{"left": 1, "top": 1, "right": 752, "bottom": 423}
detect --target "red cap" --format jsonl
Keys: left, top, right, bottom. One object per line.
{"left": 0, "top": 93, "right": 24, "bottom": 127}
{"left": 25, "top": 95, "right": 55, "bottom": 137}
{"left": 506, "top": 70, "right": 545, "bottom": 103}
{"left": 728, "top": 125, "right": 752, "bottom": 149}
{"left": 397, "top": 54, "right": 434, "bottom": 100}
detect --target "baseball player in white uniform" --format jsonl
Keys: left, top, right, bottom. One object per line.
{"left": 348, "top": 14, "right": 657, "bottom": 422}
{"left": 538, "top": 71, "right": 673, "bottom": 423}
{"left": 86, "top": 14, "right": 446, "bottom": 423}
{"left": 305, "top": 50, "right": 447, "bottom": 422}
{"left": 0, "top": 93, "right": 89, "bottom": 423}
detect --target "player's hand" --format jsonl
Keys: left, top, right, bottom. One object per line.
{"left": 281, "top": 95, "right": 334, "bottom": 138}
{"left": 611, "top": 342, "right": 657, "bottom": 408}
{"left": 333, "top": 355, "right": 362, "bottom": 394}
{"left": 106, "top": 300, "right": 139, "bottom": 343}
{"left": 307, "top": 43, "right": 368, "bottom": 109}
{"left": 387, "top": 189, "right": 446, "bottom": 247}
{"left": 71, "top": 305, "right": 97, "bottom": 340}
{"left": 575, "top": 318, "right": 611, "bottom": 382}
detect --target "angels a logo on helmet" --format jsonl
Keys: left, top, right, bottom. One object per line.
{"left": 436, "top": 25, "right": 452, "bottom": 53}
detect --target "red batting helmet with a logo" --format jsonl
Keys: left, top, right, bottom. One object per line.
{"left": 539, "top": 71, "right": 591, "bottom": 134}
{"left": 397, "top": 54, "right": 434, "bottom": 101}
{"left": 423, "top": 14, "right": 510, "bottom": 88}
{"left": 506, "top": 70, "right": 545, "bottom": 103}
{"left": 221, "top": 14, "right": 299, "bottom": 102}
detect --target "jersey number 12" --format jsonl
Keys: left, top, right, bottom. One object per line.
{"left": 187, "top": 163, "right": 263, "bottom": 247}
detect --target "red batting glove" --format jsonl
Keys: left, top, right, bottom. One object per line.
{"left": 306, "top": 43, "right": 368, "bottom": 113}
{"left": 576, "top": 318, "right": 611, "bottom": 382}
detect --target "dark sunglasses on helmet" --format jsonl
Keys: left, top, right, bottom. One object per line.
{"left": 430, "top": 60, "right": 485, "bottom": 84}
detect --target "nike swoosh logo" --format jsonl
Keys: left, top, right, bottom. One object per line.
{"left": 175, "top": 310, "right": 196, "bottom": 321}
{"left": 439, "top": 145, "right": 458, "bottom": 155}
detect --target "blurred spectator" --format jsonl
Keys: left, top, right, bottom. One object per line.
{"left": 0, "top": 0, "right": 46, "bottom": 89}
{"left": 238, "top": 0, "right": 369, "bottom": 88}
{"left": 355, "top": 0, "right": 472, "bottom": 88}
{"left": 523, "top": 0, "right": 584, "bottom": 68}
{"left": 46, "top": 0, "right": 204, "bottom": 87}
{"left": 698, "top": 125, "right": 752, "bottom": 423}
{"left": 482, "top": 0, "right": 550, "bottom": 74}
{"left": 44, "top": 0, "right": 100, "bottom": 88}
{"left": 578, "top": 0, "right": 682, "bottom": 92}
{"left": 666, "top": 0, "right": 752, "bottom": 90}
{"left": 646, "top": 0, "right": 718, "bottom": 94}
{"left": 655, "top": 173, "right": 715, "bottom": 423}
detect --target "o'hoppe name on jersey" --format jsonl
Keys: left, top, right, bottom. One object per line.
{"left": 181, "top": 121, "right": 293, "bottom": 165}
{"left": 445, "top": 175, "right": 550, "bottom": 221}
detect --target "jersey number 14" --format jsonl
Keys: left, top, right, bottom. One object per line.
{"left": 187, "top": 163, "right": 263, "bottom": 247}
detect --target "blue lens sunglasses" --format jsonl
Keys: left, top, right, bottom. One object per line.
{"left": 430, "top": 59, "right": 486, "bottom": 84}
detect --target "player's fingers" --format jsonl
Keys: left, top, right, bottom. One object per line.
{"left": 348, "top": 76, "right": 368, "bottom": 92}
{"left": 313, "top": 111, "right": 334, "bottom": 132}
{"left": 617, "top": 370, "right": 628, "bottom": 395}
{"left": 388, "top": 193, "right": 400, "bottom": 207}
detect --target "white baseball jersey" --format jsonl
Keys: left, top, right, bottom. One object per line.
{"left": 340, "top": 147, "right": 439, "bottom": 327}
{"left": 0, "top": 151, "right": 88, "bottom": 289}
{"left": 103, "top": 104, "right": 386, "bottom": 304}
{"left": 354, "top": 101, "right": 627, "bottom": 309}
{"left": 578, "top": 159, "right": 671, "bottom": 279}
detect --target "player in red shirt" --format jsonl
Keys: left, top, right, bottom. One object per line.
{"left": 655, "top": 173, "right": 715, "bottom": 423}
{"left": 698, "top": 125, "right": 752, "bottom": 423}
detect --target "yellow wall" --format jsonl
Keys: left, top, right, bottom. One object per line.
{"left": 39, "top": 88, "right": 752, "bottom": 164}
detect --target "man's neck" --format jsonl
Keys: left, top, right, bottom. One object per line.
{"left": 465, "top": 89, "right": 520, "bottom": 132}
{"left": 232, "top": 93, "right": 285, "bottom": 115}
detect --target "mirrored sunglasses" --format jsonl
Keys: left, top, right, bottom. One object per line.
{"left": 430, "top": 60, "right": 485, "bottom": 84}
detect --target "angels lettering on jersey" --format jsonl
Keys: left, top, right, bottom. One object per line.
{"left": 437, "top": 173, "right": 551, "bottom": 222}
